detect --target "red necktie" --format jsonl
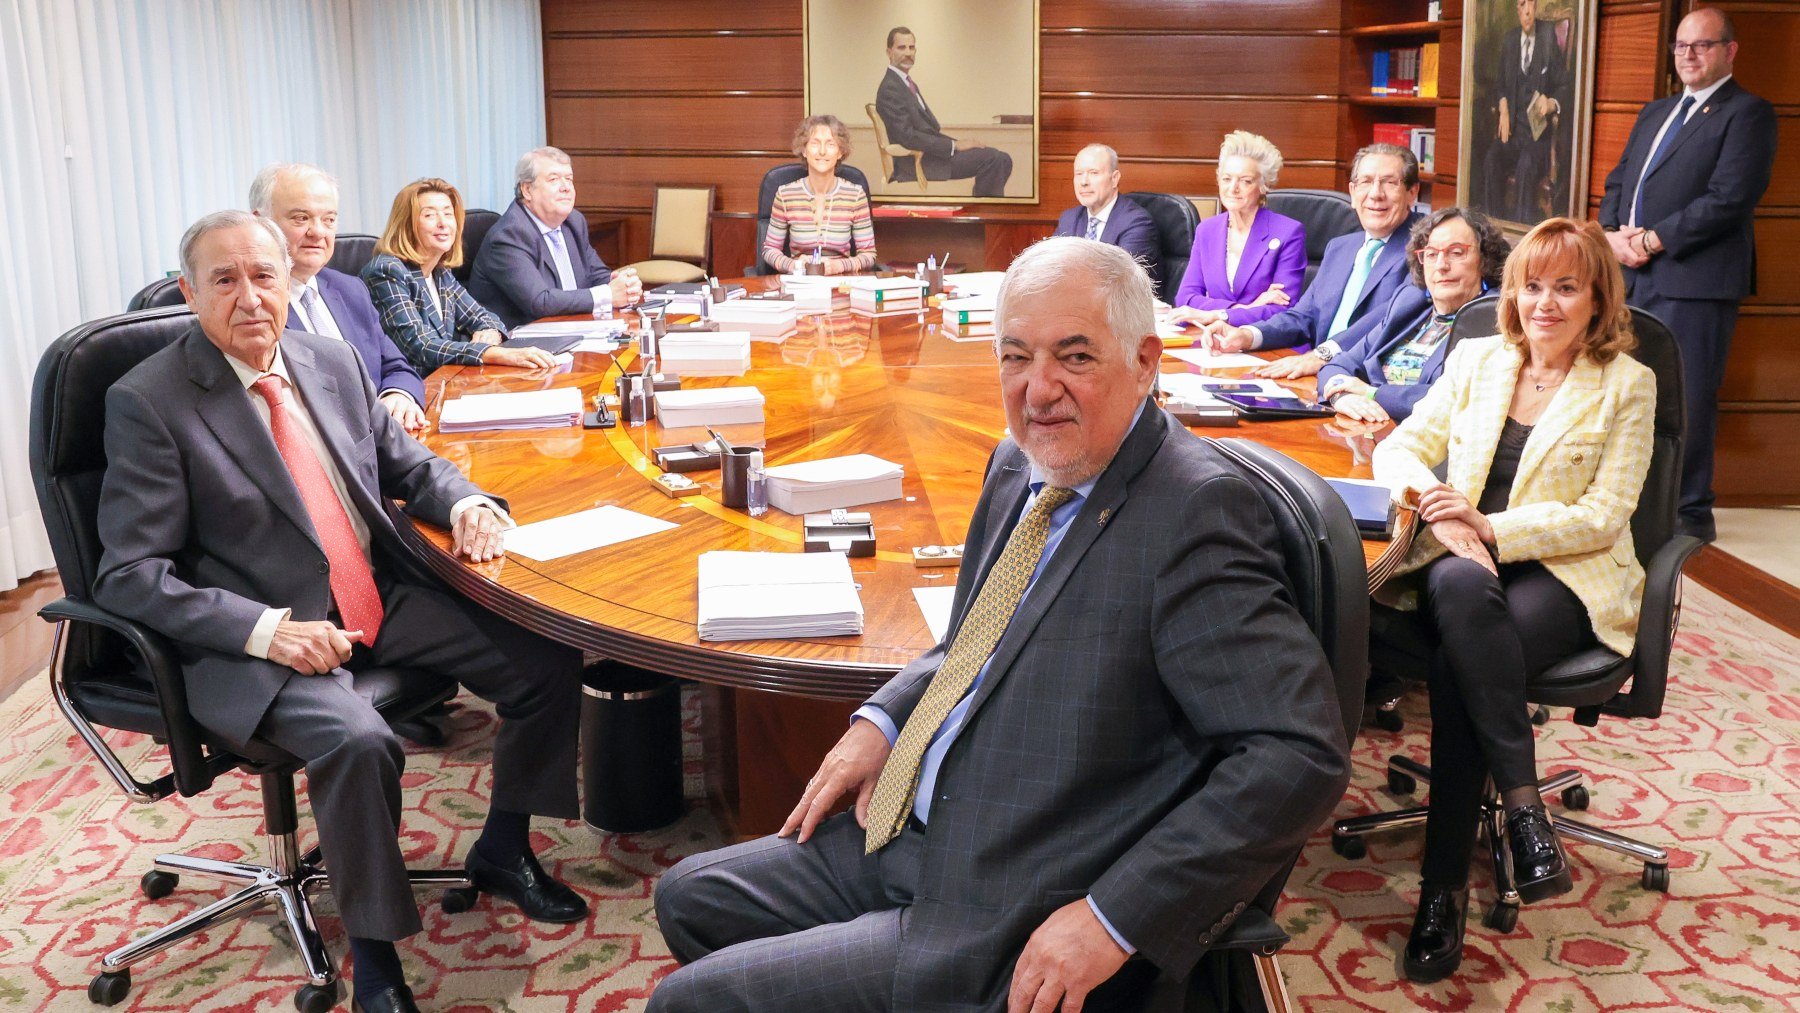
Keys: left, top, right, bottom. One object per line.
{"left": 251, "top": 375, "right": 384, "bottom": 644}
{"left": 905, "top": 75, "right": 924, "bottom": 106}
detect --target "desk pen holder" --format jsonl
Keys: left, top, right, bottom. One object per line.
{"left": 719, "top": 446, "right": 759, "bottom": 508}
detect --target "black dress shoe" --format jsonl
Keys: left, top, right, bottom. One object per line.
{"left": 1677, "top": 516, "right": 1717, "bottom": 543}
{"left": 352, "top": 985, "right": 420, "bottom": 1013}
{"left": 1507, "top": 804, "right": 1573, "bottom": 903}
{"left": 1403, "top": 886, "right": 1468, "bottom": 983}
{"left": 464, "top": 846, "right": 589, "bottom": 923}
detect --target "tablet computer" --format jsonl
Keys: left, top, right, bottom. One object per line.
{"left": 1213, "top": 391, "right": 1335, "bottom": 419}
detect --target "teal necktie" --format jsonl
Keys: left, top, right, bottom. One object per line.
{"left": 1327, "top": 237, "right": 1384, "bottom": 338}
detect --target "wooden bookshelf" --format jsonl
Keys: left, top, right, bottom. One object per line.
{"left": 1338, "top": 0, "right": 1463, "bottom": 207}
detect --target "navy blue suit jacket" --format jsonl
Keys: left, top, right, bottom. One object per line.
{"left": 286, "top": 267, "right": 425, "bottom": 405}
{"left": 1254, "top": 211, "right": 1424, "bottom": 352}
{"left": 1315, "top": 282, "right": 1445, "bottom": 421}
{"left": 1054, "top": 199, "right": 1162, "bottom": 289}
{"left": 1598, "top": 78, "right": 1777, "bottom": 302}
{"left": 467, "top": 200, "right": 614, "bottom": 328}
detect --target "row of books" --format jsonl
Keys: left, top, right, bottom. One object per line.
{"left": 1370, "top": 43, "right": 1440, "bottom": 98}
{"left": 1372, "top": 123, "right": 1437, "bottom": 176}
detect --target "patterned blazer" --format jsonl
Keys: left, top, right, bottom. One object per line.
{"left": 361, "top": 252, "right": 508, "bottom": 372}
{"left": 1373, "top": 335, "right": 1656, "bottom": 655}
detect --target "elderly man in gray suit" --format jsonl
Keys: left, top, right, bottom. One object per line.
{"left": 93, "top": 211, "right": 586, "bottom": 1013}
{"left": 650, "top": 237, "right": 1351, "bottom": 1012}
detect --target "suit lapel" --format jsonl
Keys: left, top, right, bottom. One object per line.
{"left": 1231, "top": 208, "right": 1274, "bottom": 297}
{"left": 185, "top": 331, "right": 321, "bottom": 551}
{"left": 1645, "top": 80, "right": 1735, "bottom": 182}
{"left": 416, "top": 266, "right": 454, "bottom": 341}
{"left": 315, "top": 272, "right": 353, "bottom": 336}
{"left": 1512, "top": 357, "right": 1604, "bottom": 492}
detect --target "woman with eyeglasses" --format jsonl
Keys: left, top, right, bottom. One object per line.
{"left": 1315, "top": 207, "right": 1510, "bottom": 423}
{"left": 363, "top": 178, "right": 557, "bottom": 372}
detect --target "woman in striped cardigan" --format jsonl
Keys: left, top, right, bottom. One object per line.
{"left": 762, "top": 115, "right": 878, "bottom": 275}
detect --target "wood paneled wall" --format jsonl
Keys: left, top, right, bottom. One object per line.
{"left": 542, "top": 0, "right": 1796, "bottom": 502}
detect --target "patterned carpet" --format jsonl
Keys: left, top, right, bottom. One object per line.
{"left": 1, "top": 579, "right": 1795, "bottom": 1011}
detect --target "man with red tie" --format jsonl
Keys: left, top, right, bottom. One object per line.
{"left": 92, "top": 211, "right": 585, "bottom": 1013}
{"left": 873, "top": 26, "right": 1014, "bottom": 197}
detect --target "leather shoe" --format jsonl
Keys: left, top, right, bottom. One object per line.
{"left": 464, "top": 846, "right": 589, "bottom": 923}
{"left": 1403, "top": 885, "right": 1467, "bottom": 983}
{"left": 352, "top": 985, "right": 420, "bottom": 1013}
{"left": 1507, "top": 804, "right": 1573, "bottom": 903}
{"left": 1677, "top": 516, "right": 1716, "bottom": 543}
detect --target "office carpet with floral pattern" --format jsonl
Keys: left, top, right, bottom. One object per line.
{"left": 1, "top": 580, "right": 1795, "bottom": 1011}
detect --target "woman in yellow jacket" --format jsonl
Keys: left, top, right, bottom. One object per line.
{"left": 1372, "top": 218, "right": 1656, "bottom": 983}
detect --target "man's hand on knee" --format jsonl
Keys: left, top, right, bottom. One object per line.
{"left": 779, "top": 719, "right": 891, "bottom": 844}
{"left": 1007, "top": 898, "right": 1131, "bottom": 1013}
{"left": 268, "top": 620, "right": 362, "bottom": 675}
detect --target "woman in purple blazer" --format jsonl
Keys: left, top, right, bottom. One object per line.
{"left": 1169, "top": 131, "right": 1308, "bottom": 327}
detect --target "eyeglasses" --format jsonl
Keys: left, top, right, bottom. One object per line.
{"left": 1350, "top": 175, "right": 1406, "bottom": 193}
{"left": 1669, "top": 39, "right": 1725, "bottom": 56}
{"left": 1414, "top": 244, "right": 1473, "bottom": 265}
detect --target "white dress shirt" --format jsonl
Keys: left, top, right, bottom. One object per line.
{"left": 523, "top": 204, "right": 612, "bottom": 316}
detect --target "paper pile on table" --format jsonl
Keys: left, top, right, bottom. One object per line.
{"left": 439, "top": 388, "right": 583, "bottom": 432}
{"left": 697, "top": 550, "right": 864, "bottom": 641}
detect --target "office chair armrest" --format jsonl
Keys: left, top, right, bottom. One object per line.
{"left": 38, "top": 596, "right": 221, "bottom": 798}
{"left": 1610, "top": 533, "right": 1705, "bottom": 720}
{"left": 1209, "top": 908, "right": 1290, "bottom": 956}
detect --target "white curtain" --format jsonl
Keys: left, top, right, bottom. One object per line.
{"left": 0, "top": 0, "right": 544, "bottom": 590}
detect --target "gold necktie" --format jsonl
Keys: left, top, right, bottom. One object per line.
{"left": 865, "top": 485, "right": 1077, "bottom": 852}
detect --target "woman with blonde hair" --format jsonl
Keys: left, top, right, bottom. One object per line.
{"left": 1168, "top": 130, "right": 1307, "bottom": 327}
{"left": 363, "top": 178, "right": 555, "bottom": 371}
{"left": 1371, "top": 217, "right": 1655, "bottom": 983}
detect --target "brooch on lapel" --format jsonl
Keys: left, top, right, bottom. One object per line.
{"left": 1097, "top": 508, "right": 1112, "bottom": 527}
{"left": 1268, "top": 238, "right": 1282, "bottom": 251}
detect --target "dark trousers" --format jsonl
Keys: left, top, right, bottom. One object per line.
{"left": 1374, "top": 556, "right": 1593, "bottom": 888}
{"left": 1483, "top": 133, "right": 1551, "bottom": 223}
{"left": 1627, "top": 282, "right": 1739, "bottom": 526}
{"left": 921, "top": 146, "right": 1015, "bottom": 197}
{"left": 249, "top": 579, "right": 581, "bottom": 940}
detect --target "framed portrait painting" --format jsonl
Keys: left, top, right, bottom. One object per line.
{"left": 1458, "top": 0, "right": 1599, "bottom": 229}
{"left": 803, "top": 0, "right": 1039, "bottom": 203}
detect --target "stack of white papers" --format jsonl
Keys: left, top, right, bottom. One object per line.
{"left": 659, "top": 332, "right": 752, "bottom": 376}
{"left": 439, "top": 387, "right": 583, "bottom": 432}
{"left": 654, "top": 386, "right": 766, "bottom": 428}
{"left": 944, "top": 271, "right": 1007, "bottom": 297}
{"left": 779, "top": 274, "right": 840, "bottom": 311}
{"left": 503, "top": 506, "right": 678, "bottom": 561}
{"left": 697, "top": 550, "right": 864, "bottom": 641}
{"left": 510, "top": 319, "right": 629, "bottom": 341}
{"left": 764, "top": 454, "right": 904, "bottom": 515}
{"left": 710, "top": 299, "right": 799, "bottom": 338}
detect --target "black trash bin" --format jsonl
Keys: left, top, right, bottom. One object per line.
{"left": 581, "top": 661, "right": 684, "bottom": 832}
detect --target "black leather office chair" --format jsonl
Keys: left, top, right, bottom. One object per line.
{"left": 745, "top": 163, "right": 875, "bottom": 275}
{"left": 1161, "top": 438, "right": 1368, "bottom": 1012}
{"left": 1120, "top": 191, "right": 1197, "bottom": 302}
{"left": 29, "top": 306, "right": 468, "bottom": 1010}
{"left": 1443, "top": 291, "right": 1500, "bottom": 359}
{"left": 1263, "top": 189, "right": 1359, "bottom": 294}
{"left": 455, "top": 208, "right": 501, "bottom": 285}
{"left": 324, "top": 232, "right": 378, "bottom": 277}
{"left": 125, "top": 277, "right": 184, "bottom": 312}
{"left": 1330, "top": 307, "right": 1700, "bottom": 934}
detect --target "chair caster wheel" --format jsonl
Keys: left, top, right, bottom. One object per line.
{"left": 140, "top": 869, "right": 179, "bottom": 900}
{"left": 1330, "top": 832, "right": 1367, "bottom": 860}
{"left": 1561, "top": 785, "right": 1590, "bottom": 811}
{"left": 1483, "top": 902, "right": 1519, "bottom": 933}
{"left": 1387, "top": 769, "right": 1417, "bottom": 796}
{"left": 89, "top": 970, "right": 130, "bottom": 1006}
{"left": 294, "top": 980, "right": 341, "bottom": 1013}
{"left": 1373, "top": 707, "right": 1404, "bottom": 733}
{"left": 1531, "top": 705, "right": 1551, "bottom": 726}
{"left": 1642, "top": 863, "right": 1670, "bottom": 892}
{"left": 442, "top": 885, "right": 479, "bottom": 914}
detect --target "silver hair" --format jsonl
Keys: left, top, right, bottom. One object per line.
{"left": 994, "top": 236, "right": 1156, "bottom": 361}
{"left": 1076, "top": 143, "right": 1119, "bottom": 174}
{"left": 515, "top": 146, "right": 572, "bottom": 199}
{"left": 179, "top": 210, "right": 290, "bottom": 284}
{"left": 1217, "top": 130, "right": 1283, "bottom": 191}
{"left": 247, "top": 162, "right": 339, "bottom": 215}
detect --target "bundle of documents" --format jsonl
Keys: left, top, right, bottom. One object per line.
{"left": 697, "top": 550, "right": 864, "bottom": 641}
{"left": 763, "top": 453, "right": 904, "bottom": 514}
{"left": 504, "top": 505, "right": 678, "bottom": 561}
{"left": 438, "top": 387, "right": 583, "bottom": 432}
{"left": 508, "top": 318, "right": 630, "bottom": 354}
{"left": 653, "top": 386, "right": 765, "bottom": 428}
{"left": 848, "top": 276, "right": 927, "bottom": 317}
{"left": 943, "top": 271, "right": 1006, "bottom": 298}
{"left": 939, "top": 294, "right": 994, "bottom": 327}
{"left": 709, "top": 298, "right": 799, "bottom": 339}
{"left": 779, "top": 274, "right": 840, "bottom": 311}
{"left": 658, "top": 332, "right": 752, "bottom": 376}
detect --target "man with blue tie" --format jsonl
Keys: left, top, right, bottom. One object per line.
{"left": 1599, "top": 7, "right": 1776, "bottom": 542}
{"left": 1053, "top": 144, "right": 1161, "bottom": 291}
{"left": 250, "top": 164, "right": 427, "bottom": 434}
{"left": 1206, "top": 144, "right": 1426, "bottom": 380}
{"left": 467, "top": 146, "right": 644, "bottom": 329}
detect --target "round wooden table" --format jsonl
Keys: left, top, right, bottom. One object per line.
{"left": 401, "top": 278, "right": 1394, "bottom": 831}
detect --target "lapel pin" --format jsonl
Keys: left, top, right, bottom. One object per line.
{"left": 1097, "top": 508, "right": 1112, "bottom": 527}
{"left": 1702, "top": 105, "right": 1711, "bottom": 114}
{"left": 1268, "top": 237, "right": 1281, "bottom": 250}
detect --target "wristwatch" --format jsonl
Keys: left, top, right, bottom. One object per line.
{"left": 1314, "top": 344, "right": 1337, "bottom": 363}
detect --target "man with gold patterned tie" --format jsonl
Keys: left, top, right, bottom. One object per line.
{"left": 649, "top": 237, "right": 1349, "bottom": 1012}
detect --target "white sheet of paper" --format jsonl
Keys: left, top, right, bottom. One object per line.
{"left": 573, "top": 337, "right": 625, "bottom": 354}
{"left": 1156, "top": 372, "right": 1227, "bottom": 405}
{"left": 503, "top": 505, "right": 679, "bottom": 562}
{"left": 1165, "top": 347, "right": 1267, "bottom": 370}
{"left": 912, "top": 586, "right": 956, "bottom": 643}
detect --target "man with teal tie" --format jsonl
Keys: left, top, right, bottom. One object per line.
{"left": 1206, "top": 144, "right": 1426, "bottom": 379}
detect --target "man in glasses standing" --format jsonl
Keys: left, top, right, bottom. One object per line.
{"left": 1599, "top": 6, "right": 1776, "bottom": 542}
